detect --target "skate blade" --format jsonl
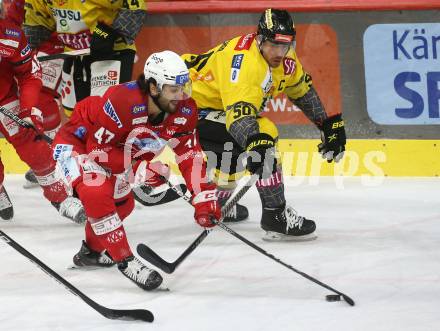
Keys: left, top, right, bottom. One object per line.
{"left": 156, "top": 284, "right": 170, "bottom": 291}
{"left": 262, "top": 231, "right": 318, "bottom": 242}
{"left": 23, "top": 181, "right": 39, "bottom": 189}
{"left": 222, "top": 219, "right": 248, "bottom": 223}
{"left": 67, "top": 263, "right": 115, "bottom": 270}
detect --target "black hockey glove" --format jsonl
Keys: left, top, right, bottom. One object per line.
{"left": 245, "top": 133, "right": 277, "bottom": 178}
{"left": 318, "top": 114, "right": 346, "bottom": 163}
{"left": 90, "top": 22, "right": 118, "bottom": 57}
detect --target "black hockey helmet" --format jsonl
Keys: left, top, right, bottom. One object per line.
{"left": 257, "top": 8, "right": 296, "bottom": 45}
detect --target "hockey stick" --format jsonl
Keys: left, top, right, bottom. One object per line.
{"left": 138, "top": 228, "right": 211, "bottom": 274}
{"left": 139, "top": 168, "right": 355, "bottom": 306}
{"left": 0, "top": 230, "right": 154, "bottom": 321}
{"left": 37, "top": 48, "right": 90, "bottom": 62}
{"left": 213, "top": 221, "right": 355, "bottom": 306}
{"left": 137, "top": 172, "right": 260, "bottom": 274}
{"left": 0, "top": 106, "right": 53, "bottom": 144}
{"left": 133, "top": 183, "right": 188, "bottom": 207}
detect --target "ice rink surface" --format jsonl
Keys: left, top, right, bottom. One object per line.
{"left": 0, "top": 175, "right": 439, "bottom": 331}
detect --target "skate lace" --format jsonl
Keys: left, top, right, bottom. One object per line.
{"left": 98, "top": 253, "right": 114, "bottom": 265}
{"left": 284, "top": 206, "right": 304, "bottom": 232}
{"left": 223, "top": 204, "right": 237, "bottom": 218}
{"left": 124, "top": 258, "right": 154, "bottom": 284}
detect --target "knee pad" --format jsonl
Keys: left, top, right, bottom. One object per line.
{"left": 75, "top": 179, "right": 116, "bottom": 219}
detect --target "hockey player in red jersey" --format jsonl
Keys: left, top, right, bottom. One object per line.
{"left": 52, "top": 50, "right": 221, "bottom": 290}
{"left": 4, "top": 0, "right": 62, "bottom": 137}
{"left": 0, "top": 0, "right": 85, "bottom": 223}
{"left": 2, "top": 0, "right": 64, "bottom": 188}
{"left": 24, "top": 0, "right": 147, "bottom": 117}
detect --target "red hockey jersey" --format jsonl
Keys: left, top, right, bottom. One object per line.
{"left": 0, "top": 19, "right": 42, "bottom": 110}
{"left": 4, "top": 0, "right": 63, "bottom": 93}
{"left": 59, "top": 81, "right": 207, "bottom": 193}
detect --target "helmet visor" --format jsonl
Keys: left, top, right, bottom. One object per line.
{"left": 266, "top": 33, "right": 296, "bottom": 51}
{"left": 161, "top": 80, "right": 192, "bottom": 101}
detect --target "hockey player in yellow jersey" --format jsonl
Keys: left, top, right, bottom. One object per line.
{"left": 23, "top": 0, "right": 146, "bottom": 116}
{"left": 183, "top": 9, "right": 346, "bottom": 240}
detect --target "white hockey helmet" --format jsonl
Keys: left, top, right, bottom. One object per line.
{"left": 143, "top": 50, "right": 191, "bottom": 99}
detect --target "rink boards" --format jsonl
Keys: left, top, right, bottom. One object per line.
{"left": 1, "top": 138, "right": 438, "bottom": 177}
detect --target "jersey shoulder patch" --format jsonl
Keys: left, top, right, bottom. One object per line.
{"left": 123, "top": 80, "right": 140, "bottom": 91}
{"left": 0, "top": 23, "right": 22, "bottom": 58}
{"left": 103, "top": 83, "right": 146, "bottom": 129}
{"left": 4, "top": 27, "right": 22, "bottom": 39}
{"left": 103, "top": 99, "right": 123, "bottom": 129}
{"left": 234, "top": 33, "right": 256, "bottom": 51}
{"left": 283, "top": 57, "right": 296, "bottom": 75}
{"left": 173, "top": 98, "right": 198, "bottom": 131}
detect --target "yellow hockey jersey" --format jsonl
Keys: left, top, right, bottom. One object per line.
{"left": 182, "top": 33, "right": 312, "bottom": 129}
{"left": 24, "top": 0, "right": 146, "bottom": 51}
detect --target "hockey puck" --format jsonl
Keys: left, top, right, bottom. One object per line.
{"left": 325, "top": 294, "right": 342, "bottom": 302}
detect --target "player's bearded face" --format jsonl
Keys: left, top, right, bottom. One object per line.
{"left": 157, "top": 83, "right": 192, "bottom": 113}
{"left": 260, "top": 40, "right": 290, "bottom": 68}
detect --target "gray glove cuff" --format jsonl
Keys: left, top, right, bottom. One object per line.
{"left": 112, "top": 9, "right": 146, "bottom": 44}
{"left": 228, "top": 116, "right": 259, "bottom": 149}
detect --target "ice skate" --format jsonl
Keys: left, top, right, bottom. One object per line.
{"left": 221, "top": 202, "right": 249, "bottom": 223}
{"left": 118, "top": 256, "right": 163, "bottom": 291}
{"left": 52, "top": 197, "right": 87, "bottom": 224}
{"left": 23, "top": 169, "right": 39, "bottom": 189}
{"left": 71, "top": 241, "right": 115, "bottom": 269}
{"left": 261, "top": 204, "right": 317, "bottom": 241}
{"left": 0, "top": 185, "right": 13, "bottom": 221}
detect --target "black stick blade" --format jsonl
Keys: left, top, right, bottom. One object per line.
{"left": 0, "top": 231, "right": 155, "bottom": 322}
{"left": 101, "top": 308, "right": 154, "bottom": 322}
{"left": 133, "top": 184, "right": 187, "bottom": 206}
{"left": 137, "top": 244, "right": 174, "bottom": 274}
{"left": 342, "top": 295, "right": 356, "bottom": 306}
